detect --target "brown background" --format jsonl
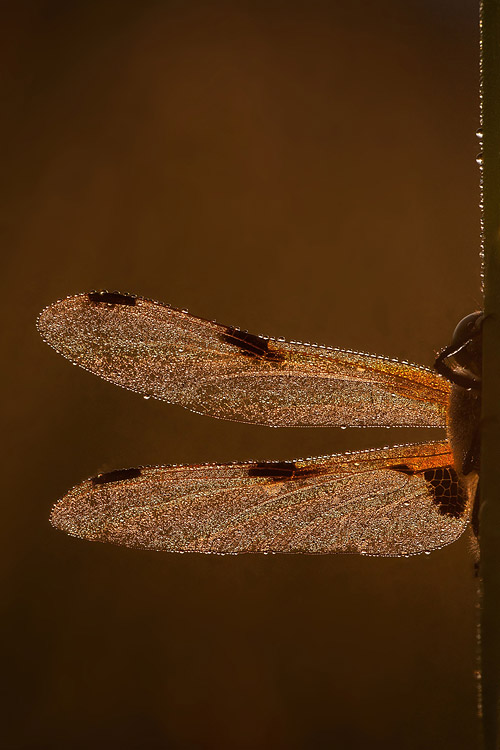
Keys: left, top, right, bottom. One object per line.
{"left": 3, "top": 1, "right": 482, "bottom": 748}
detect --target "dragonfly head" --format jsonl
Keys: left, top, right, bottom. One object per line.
{"left": 434, "top": 311, "right": 483, "bottom": 389}
{"left": 449, "top": 311, "right": 483, "bottom": 375}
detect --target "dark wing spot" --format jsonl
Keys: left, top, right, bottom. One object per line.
{"left": 221, "top": 327, "right": 285, "bottom": 363}
{"left": 92, "top": 468, "right": 142, "bottom": 485}
{"left": 422, "top": 465, "right": 467, "bottom": 519}
{"left": 248, "top": 461, "right": 322, "bottom": 481}
{"left": 248, "top": 461, "right": 296, "bottom": 479}
{"left": 390, "top": 464, "right": 414, "bottom": 476}
{"left": 391, "top": 463, "right": 467, "bottom": 519}
{"left": 88, "top": 291, "right": 136, "bottom": 306}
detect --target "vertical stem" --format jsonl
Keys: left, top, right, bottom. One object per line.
{"left": 480, "top": 1, "right": 500, "bottom": 748}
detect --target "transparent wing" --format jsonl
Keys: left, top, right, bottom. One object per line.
{"left": 37, "top": 292, "right": 449, "bottom": 428}
{"left": 51, "top": 441, "right": 471, "bottom": 556}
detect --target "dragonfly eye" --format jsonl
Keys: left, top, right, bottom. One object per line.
{"left": 450, "top": 311, "right": 483, "bottom": 368}
{"left": 451, "top": 311, "right": 483, "bottom": 348}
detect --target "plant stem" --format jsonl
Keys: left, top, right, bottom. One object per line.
{"left": 480, "top": 0, "right": 500, "bottom": 747}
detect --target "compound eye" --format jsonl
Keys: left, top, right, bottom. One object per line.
{"left": 451, "top": 311, "right": 483, "bottom": 349}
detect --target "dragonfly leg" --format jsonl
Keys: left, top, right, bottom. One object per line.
{"left": 472, "top": 479, "right": 480, "bottom": 539}
{"left": 434, "top": 343, "right": 481, "bottom": 389}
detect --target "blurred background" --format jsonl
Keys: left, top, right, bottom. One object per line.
{"left": 2, "top": 1, "right": 482, "bottom": 748}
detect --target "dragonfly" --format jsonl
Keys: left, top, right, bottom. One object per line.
{"left": 37, "top": 291, "right": 482, "bottom": 557}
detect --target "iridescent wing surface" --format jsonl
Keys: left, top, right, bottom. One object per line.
{"left": 38, "top": 292, "right": 449, "bottom": 428}
{"left": 51, "top": 441, "right": 471, "bottom": 556}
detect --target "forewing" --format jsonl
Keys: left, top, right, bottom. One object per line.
{"left": 51, "top": 441, "right": 471, "bottom": 556}
{"left": 37, "top": 292, "right": 449, "bottom": 428}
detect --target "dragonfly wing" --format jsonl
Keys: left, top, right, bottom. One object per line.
{"left": 51, "top": 441, "right": 471, "bottom": 556}
{"left": 37, "top": 292, "right": 449, "bottom": 428}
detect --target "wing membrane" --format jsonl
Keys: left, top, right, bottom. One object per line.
{"left": 51, "top": 441, "right": 471, "bottom": 556}
{"left": 37, "top": 292, "right": 449, "bottom": 428}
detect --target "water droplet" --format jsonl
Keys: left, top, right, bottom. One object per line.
{"left": 143, "top": 395, "right": 151, "bottom": 400}
{"left": 277, "top": 336, "right": 285, "bottom": 342}
{"left": 181, "top": 309, "right": 189, "bottom": 314}
{"left": 340, "top": 426, "right": 347, "bottom": 430}
{"left": 424, "top": 550, "right": 431, "bottom": 556}
{"left": 476, "top": 128, "right": 483, "bottom": 139}
{"left": 476, "top": 152, "right": 484, "bottom": 165}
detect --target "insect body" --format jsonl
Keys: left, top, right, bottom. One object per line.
{"left": 37, "top": 292, "right": 482, "bottom": 556}
{"left": 435, "top": 311, "right": 482, "bottom": 535}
